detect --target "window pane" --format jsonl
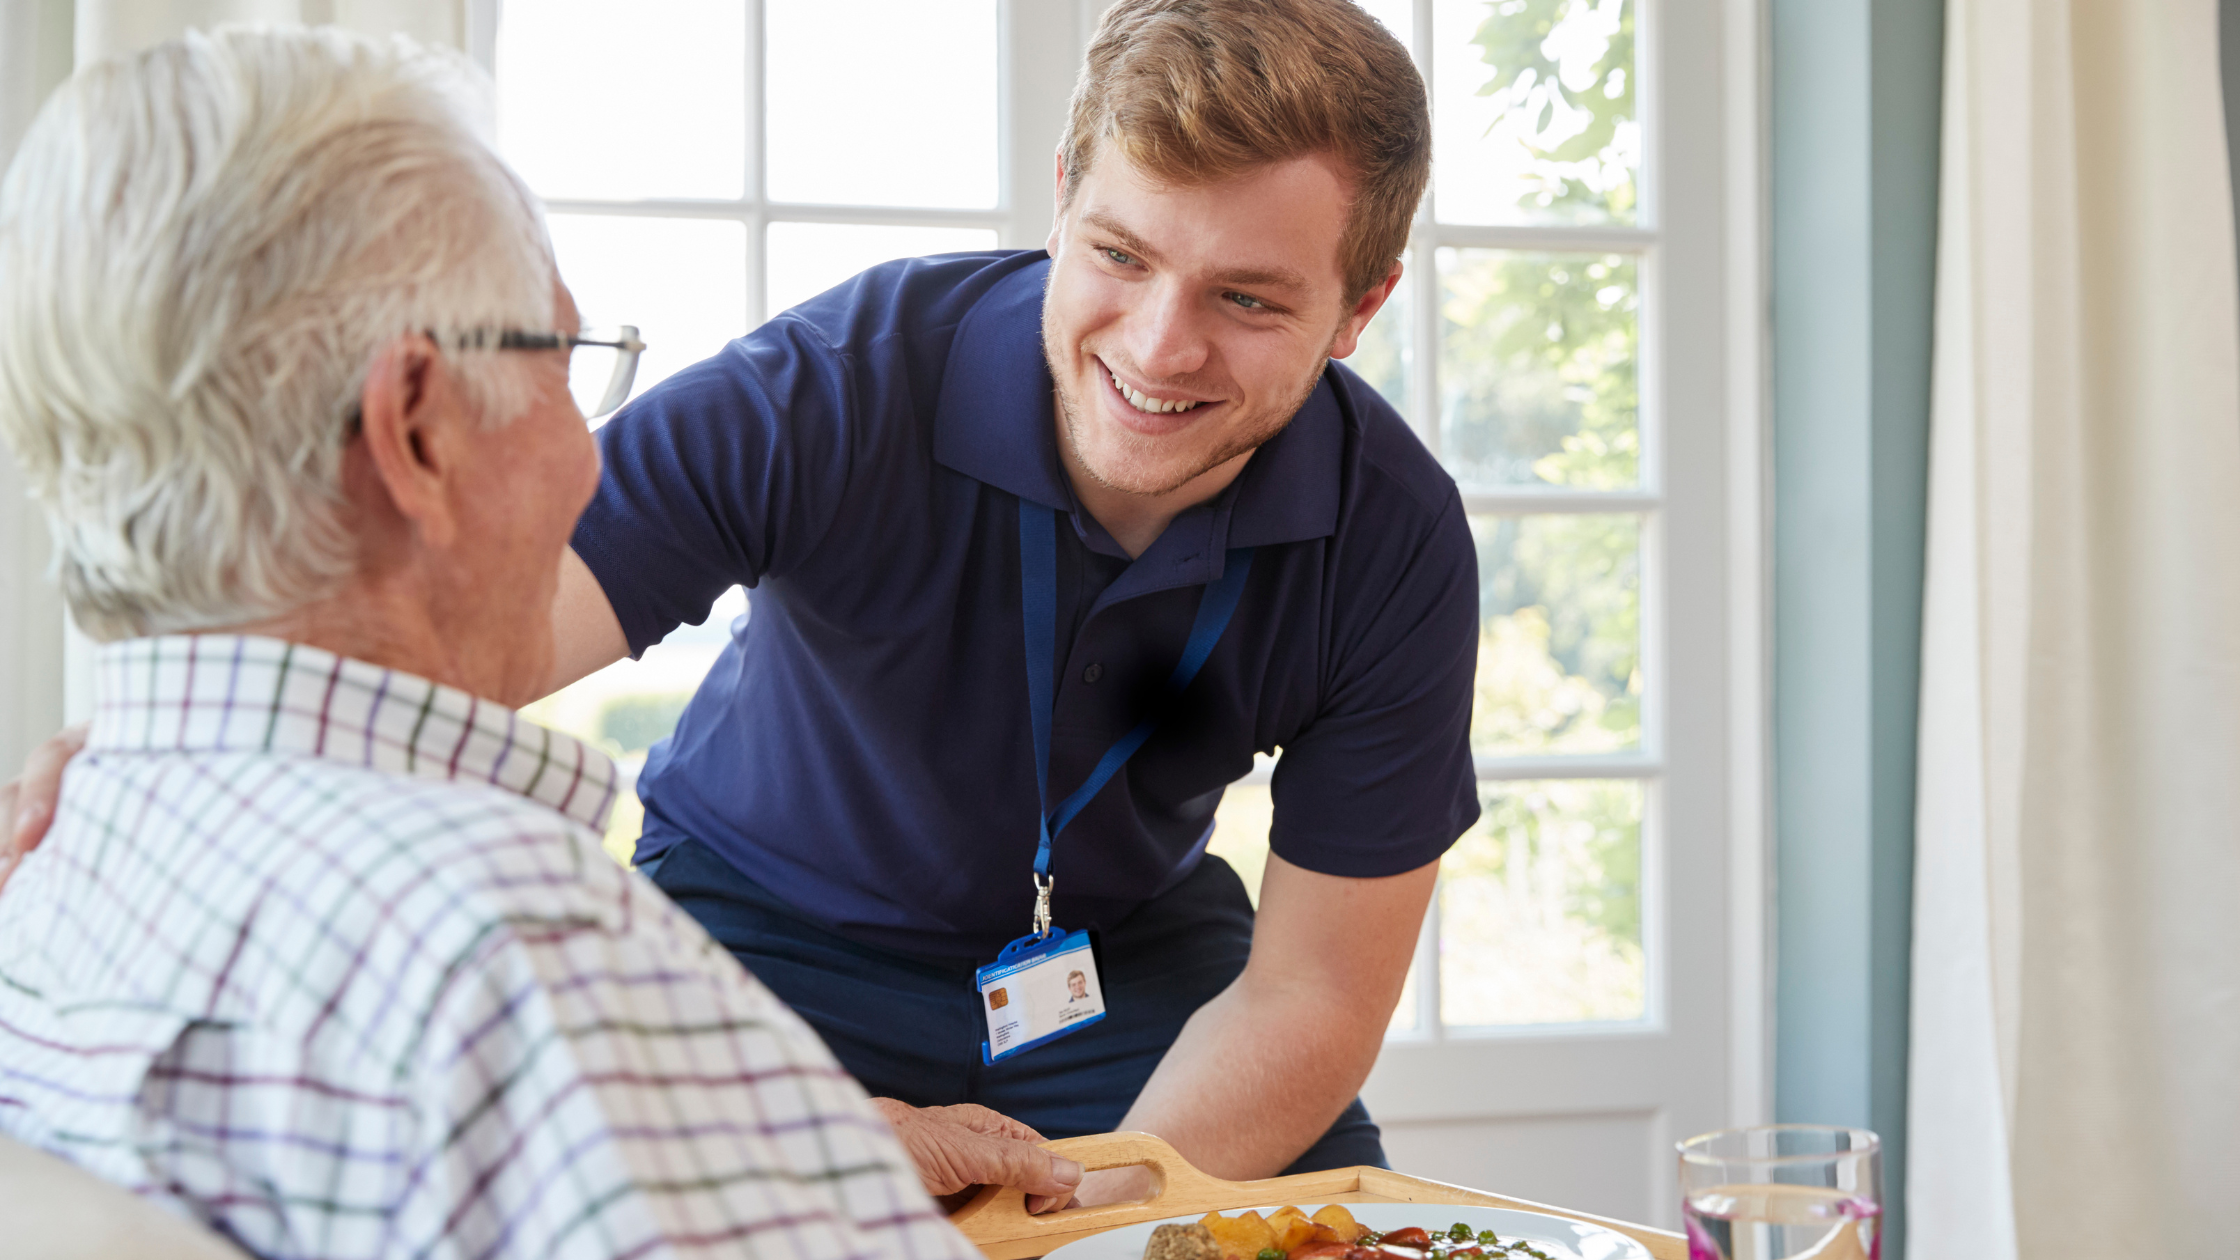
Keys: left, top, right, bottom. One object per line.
{"left": 497, "top": 0, "right": 746, "bottom": 201}
{"left": 1207, "top": 783, "right": 1273, "bottom": 907}
{"left": 1439, "top": 779, "right": 1644, "bottom": 1026}
{"left": 1432, "top": 0, "right": 1637, "bottom": 226}
{"left": 766, "top": 223, "right": 1000, "bottom": 317}
{"left": 1342, "top": 262, "right": 1414, "bottom": 423}
{"left": 524, "top": 588, "right": 749, "bottom": 864}
{"left": 549, "top": 216, "right": 749, "bottom": 418}
{"left": 1439, "top": 248, "right": 1638, "bottom": 488}
{"left": 1471, "top": 513, "right": 1640, "bottom": 756}
{"left": 766, "top": 0, "right": 999, "bottom": 208}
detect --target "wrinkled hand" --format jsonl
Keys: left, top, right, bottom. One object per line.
{"left": 0, "top": 722, "right": 87, "bottom": 893}
{"left": 870, "top": 1099, "right": 1084, "bottom": 1214}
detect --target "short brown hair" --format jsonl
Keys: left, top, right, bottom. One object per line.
{"left": 1061, "top": 0, "right": 1429, "bottom": 305}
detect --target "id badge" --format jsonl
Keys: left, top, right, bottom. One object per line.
{"left": 976, "top": 928, "right": 1107, "bottom": 1064}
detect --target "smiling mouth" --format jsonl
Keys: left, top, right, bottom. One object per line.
{"left": 1101, "top": 359, "right": 1211, "bottom": 415}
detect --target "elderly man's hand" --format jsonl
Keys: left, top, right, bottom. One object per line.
{"left": 870, "top": 1098, "right": 1084, "bottom": 1214}
{"left": 0, "top": 723, "right": 87, "bottom": 893}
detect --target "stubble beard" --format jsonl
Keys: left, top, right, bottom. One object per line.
{"left": 1043, "top": 326, "right": 1332, "bottom": 499}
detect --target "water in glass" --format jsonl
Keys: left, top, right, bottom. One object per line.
{"left": 1683, "top": 1184, "right": 1879, "bottom": 1260}
{"left": 1677, "top": 1126, "right": 1881, "bottom": 1260}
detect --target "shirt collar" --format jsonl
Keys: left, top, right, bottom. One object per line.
{"left": 931, "top": 254, "right": 1342, "bottom": 551}
{"left": 88, "top": 635, "right": 620, "bottom": 832}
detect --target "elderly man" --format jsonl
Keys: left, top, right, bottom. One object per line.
{"left": 0, "top": 26, "right": 1075, "bottom": 1257}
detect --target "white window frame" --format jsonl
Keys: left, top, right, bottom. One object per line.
{"left": 468, "top": 0, "right": 1090, "bottom": 319}
{"left": 1355, "top": 0, "right": 1771, "bottom": 1200}
{"left": 1382, "top": 0, "right": 1674, "bottom": 1042}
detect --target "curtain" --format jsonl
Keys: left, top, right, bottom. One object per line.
{"left": 1908, "top": 1, "right": 2240, "bottom": 1255}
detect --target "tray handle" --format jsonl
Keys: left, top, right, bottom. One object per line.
{"left": 947, "top": 1132, "right": 1362, "bottom": 1250}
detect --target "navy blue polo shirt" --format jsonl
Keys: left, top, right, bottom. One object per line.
{"left": 572, "top": 249, "right": 1480, "bottom": 959}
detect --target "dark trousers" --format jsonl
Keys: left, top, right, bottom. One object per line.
{"left": 647, "top": 839, "right": 1387, "bottom": 1173}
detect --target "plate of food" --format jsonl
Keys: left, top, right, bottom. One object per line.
{"left": 1041, "top": 1203, "right": 1651, "bottom": 1260}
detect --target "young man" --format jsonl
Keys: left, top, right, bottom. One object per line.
{"left": 6, "top": 0, "right": 1476, "bottom": 1193}
{"left": 547, "top": 0, "right": 1478, "bottom": 1187}
{"left": 0, "top": 27, "right": 1073, "bottom": 1255}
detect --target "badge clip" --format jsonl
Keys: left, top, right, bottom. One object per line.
{"left": 976, "top": 874, "right": 1107, "bottom": 1064}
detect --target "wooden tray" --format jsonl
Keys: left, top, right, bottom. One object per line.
{"left": 948, "top": 1132, "right": 1684, "bottom": 1260}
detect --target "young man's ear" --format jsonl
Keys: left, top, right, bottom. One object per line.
{"left": 1047, "top": 151, "right": 1069, "bottom": 257}
{"left": 355, "top": 334, "right": 464, "bottom": 548}
{"left": 1330, "top": 259, "right": 1406, "bottom": 361}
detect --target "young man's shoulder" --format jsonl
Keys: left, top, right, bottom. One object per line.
{"left": 1324, "top": 358, "right": 1466, "bottom": 528}
{"left": 773, "top": 248, "right": 1046, "bottom": 355}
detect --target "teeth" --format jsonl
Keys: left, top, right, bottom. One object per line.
{"left": 1105, "top": 363, "right": 1203, "bottom": 415}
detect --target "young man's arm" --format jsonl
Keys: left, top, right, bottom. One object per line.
{"left": 545, "top": 546, "right": 631, "bottom": 695}
{"left": 1094, "top": 482, "right": 1482, "bottom": 1188}
{"left": 1107, "top": 853, "right": 1436, "bottom": 1183}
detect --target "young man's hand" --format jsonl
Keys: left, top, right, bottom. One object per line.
{"left": 0, "top": 723, "right": 87, "bottom": 892}
{"left": 869, "top": 1098, "right": 1084, "bottom": 1214}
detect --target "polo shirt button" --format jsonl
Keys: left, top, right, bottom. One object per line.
{"left": 1083, "top": 663, "right": 1104, "bottom": 684}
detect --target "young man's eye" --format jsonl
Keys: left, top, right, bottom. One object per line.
{"left": 1226, "top": 291, "right": 1266, "bottom": 311}
{"left": 1100, "top": 247, "right": 1136, "bottom": 267}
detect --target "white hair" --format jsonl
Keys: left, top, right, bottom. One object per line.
{"left": 0, "top": 25, "right": 557, "bottom": 640}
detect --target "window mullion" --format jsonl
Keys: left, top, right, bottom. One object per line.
{"left": 1409, "top": 236, "right": 1440, "bottom": 457}
{"left": 747, "top": 0, "right": 767, "bottom": 325}
{"left": 1421, "top": 872, "right": 1445, "bottom": 1039}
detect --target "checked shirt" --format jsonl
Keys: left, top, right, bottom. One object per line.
{"left": 0, "top": 635, "right": 980, "bottom": 1260}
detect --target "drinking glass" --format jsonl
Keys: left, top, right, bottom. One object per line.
{"left": 1677, "top": 1125, "right": 1881, "bottom": 1260}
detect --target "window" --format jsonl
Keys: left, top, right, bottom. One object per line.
{"left": 1206, "top": 0, "right": 1653, "bottom": 1036}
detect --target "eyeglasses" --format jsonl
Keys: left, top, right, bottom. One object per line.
{"left": 344, "top": 325, "right": 649, "bottom": 438}
{"left": 475, "top": 325, "right": 647, "bottom": 419}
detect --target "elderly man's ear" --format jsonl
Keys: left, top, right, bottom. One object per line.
{"left": 354, "top": 334, "right": 474, "bottom": 549}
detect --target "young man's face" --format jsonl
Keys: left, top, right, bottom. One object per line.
{"left": 1041, "top": 149, "right": 1398, "bottom": 499}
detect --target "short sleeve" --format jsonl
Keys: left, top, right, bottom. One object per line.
{"left": 570, "top": 315, "right": 859, "bottom": 657}
{"left": 1267, "top": 489, "right": 1481, "bottom": 876}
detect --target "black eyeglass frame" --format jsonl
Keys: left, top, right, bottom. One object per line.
{"left": 476, "top": 325, "right": 646, "bottom": 419}
{"left": 343, "top": 323, "right": 648, "bottom": 435}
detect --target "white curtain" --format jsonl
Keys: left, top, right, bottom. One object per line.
{"left": 1909, "top": 0, "right": 2240, "bottom": 1255}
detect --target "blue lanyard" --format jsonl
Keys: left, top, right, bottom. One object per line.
{"left": 1019, "top": 498, "right": 1255, "bottom": 884}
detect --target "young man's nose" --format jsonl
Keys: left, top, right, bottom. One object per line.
{"left": 1124, "top": 281, "right": 1213, "bottom": 380}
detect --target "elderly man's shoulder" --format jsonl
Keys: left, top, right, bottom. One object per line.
{"left": 227, "top": 750, "right": 663, "bottom": 957}
{"left": 31, "top": 732, "right": 711, "bottom": 1033}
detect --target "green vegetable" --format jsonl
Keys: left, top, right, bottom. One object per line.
{"left": 1257, "top": 1249, "right": 1286, "bottom": 1260}
{"left": 1450, "top": 1224, "right": 1474, "bottom": 1242}
{"left": 1476, "top": 1230, "right": 1500, "bottom": 1245}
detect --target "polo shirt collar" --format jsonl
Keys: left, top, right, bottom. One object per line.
{"left": 932, "top": 255, "right": 1342, "bottom": 558}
